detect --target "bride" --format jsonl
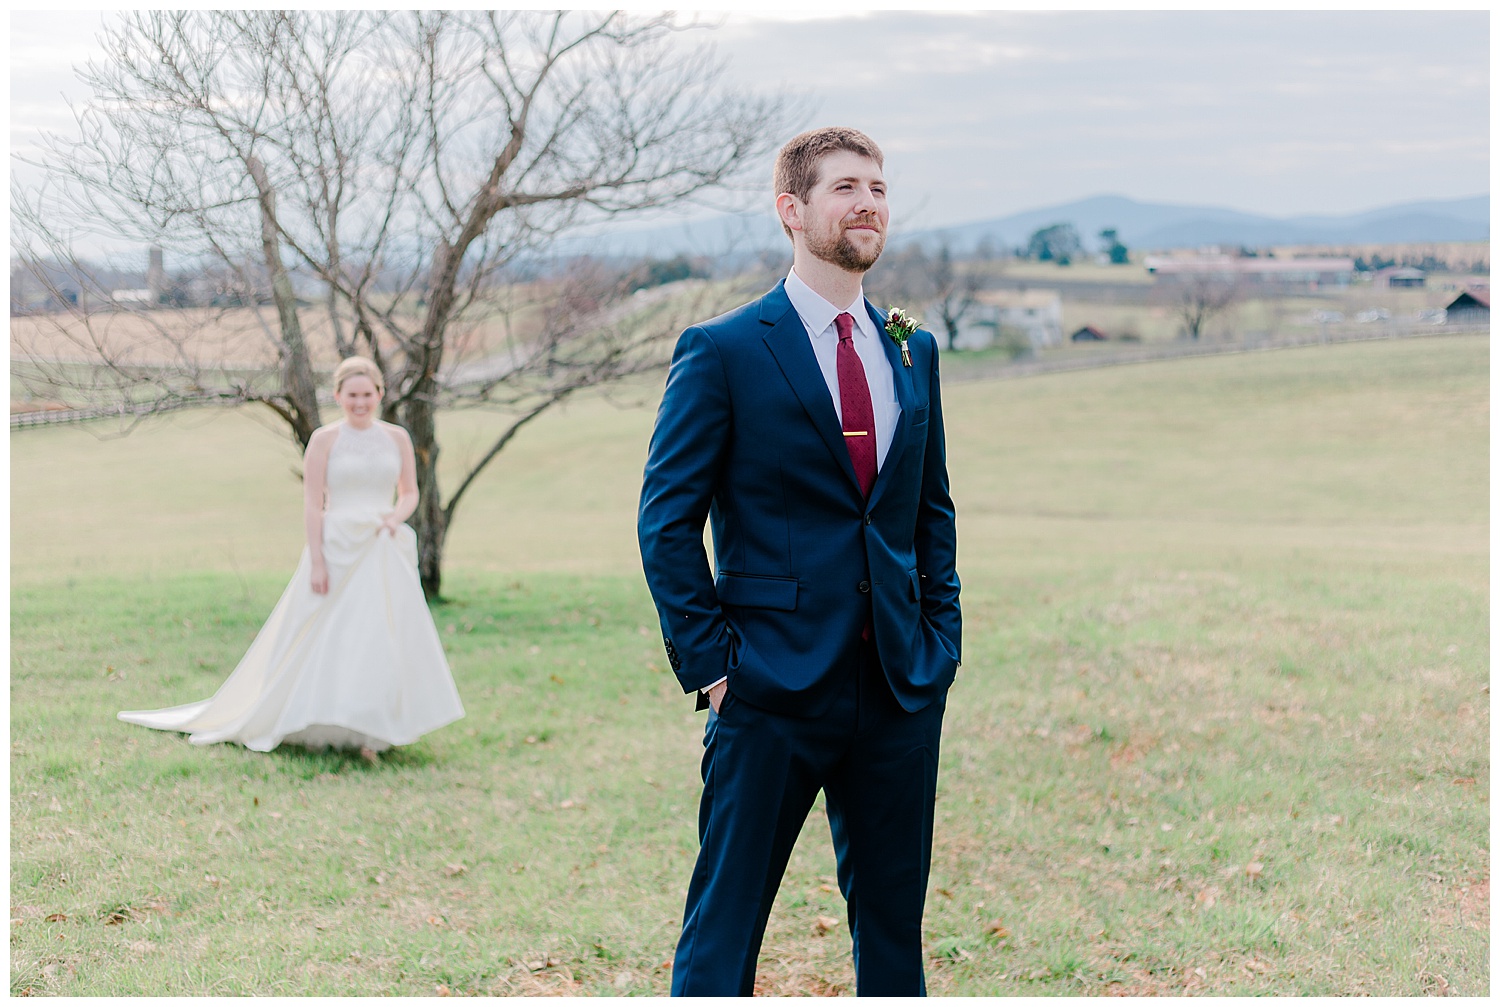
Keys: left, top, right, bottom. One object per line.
{"left": 119, "top": 356, "right": 465, "bottom": 757}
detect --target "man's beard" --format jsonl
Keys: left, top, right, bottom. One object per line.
{"left": 806, "top": 216, "right": 885, "bottom": 272}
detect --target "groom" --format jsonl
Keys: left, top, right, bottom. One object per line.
{"left": 637, "top": 126, "right": 961, "bottom": 996}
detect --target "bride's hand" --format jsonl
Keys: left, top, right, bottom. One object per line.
{"left": 378, "top": 514, "right": 403, "bottom": 537}
{"left": 310, "top": 561, "right": 330, "bottom": 595}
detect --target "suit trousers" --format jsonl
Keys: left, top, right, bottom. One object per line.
{"left": 670, "top": 642, "right": 946, "bottom": 996}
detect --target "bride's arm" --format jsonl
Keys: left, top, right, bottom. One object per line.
{"left": 380, "top": 425, "right": 420, "bottom": 535}
{"left": 304, "top": 427, "right": 335, "bottom": 593}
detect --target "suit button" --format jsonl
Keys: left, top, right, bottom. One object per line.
{"left": 858, "top": 580, "right": 871, "bottom": 594}
{"left": 864, "top": 514, "right": 872, "bottom": 525}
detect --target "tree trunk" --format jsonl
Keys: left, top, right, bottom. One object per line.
{"left": 405, "top": 397, "right": 448, "bottom": 600}
{"left": 403, "top": 239, "right": 463, "bottom": 600}
{"left": 403, "top": 380, "right": 446, "bottom": 600}
{"left": 248, "top": 156, "right": 321, "bottom": 448}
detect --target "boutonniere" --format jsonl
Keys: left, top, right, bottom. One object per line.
{"left": 884, "top": 307, "right": 918, "bottom": 367}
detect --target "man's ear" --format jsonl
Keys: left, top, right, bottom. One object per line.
{"left": 775, "top": 192, "right": 803, "bottom": 234}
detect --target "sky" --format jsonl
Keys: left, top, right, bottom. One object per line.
{"left": 700, "top": 10, "right": 1489, "bottom": 226}
{"left": 8, "top": 9, "right": 1490, "bottom": 239}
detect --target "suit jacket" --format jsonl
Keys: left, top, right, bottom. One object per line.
{"left": 637, "top": 280, "right": 960, "bottom": 717}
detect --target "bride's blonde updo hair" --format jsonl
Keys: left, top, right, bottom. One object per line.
{"left": 332, "top": 356, "right": 384, "bottom": 395}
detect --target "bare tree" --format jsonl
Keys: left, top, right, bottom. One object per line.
{"left": 867, "top": 241, "right": 983, "bottom": 351}
{"left": 925, "top": 244, "right": 983, "bottom": 351}
{"left": 1170, "top": 273, "right": 1240, "bottom": 341}
{"left": 13, "top": 10, "right": 790, "bottom": 597}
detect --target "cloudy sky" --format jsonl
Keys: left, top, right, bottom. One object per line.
{"left": 9, "top": 9, "right": 1489, "bottom": 235}
{"left": 703, "top": 9, "right": 1488, "bottom": 226}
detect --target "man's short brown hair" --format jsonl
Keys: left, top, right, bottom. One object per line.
{"left": 773, "top": 127, "right": 884, "bottom": 238}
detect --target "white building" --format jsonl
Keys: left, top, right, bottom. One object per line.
{"left": 940, "top": 289, "right": 1063, "bottom": 350}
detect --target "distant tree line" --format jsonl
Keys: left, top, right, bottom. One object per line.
{"left": 1017, "top": 223, "right": 1129, "bottom": 265}
{"left": 625, "top": 255, "right": 711, "bottom": 293}
{"left": 1350, "top": 252, "right": 1483, "bottom": 273}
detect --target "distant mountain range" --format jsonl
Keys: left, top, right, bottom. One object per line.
{"left": 923, "top": 193, "right": 1489, "bottom": 252}
{"left": 567, "top": 193, "right": 1488, "bottom": 260}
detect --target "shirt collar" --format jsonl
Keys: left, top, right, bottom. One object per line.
{"left": 785, "top": 267, "right": 875, "bottom": 341}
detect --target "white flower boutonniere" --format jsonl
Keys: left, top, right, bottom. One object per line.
{"left": 884, "top": 307, "right": 918, "bottom": 367}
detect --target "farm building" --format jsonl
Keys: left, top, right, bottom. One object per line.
{"left": 942, "top": 290, "right": 1063, "bottom": 350}
{"left": 1444, "top": 290, "right": 1489, "bottom": 325}
{"left": 1071, "top": 325, "right": 1108, "bottom": 341}
{"left": 1380, "top": 267, "right": 1426, "bottom": 288}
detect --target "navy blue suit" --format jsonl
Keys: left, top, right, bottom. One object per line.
{"left": 638, "top": 280, "right": 960, "bottom": 995}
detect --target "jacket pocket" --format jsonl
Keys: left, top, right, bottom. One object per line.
{"left": 908, "top": 568, "right": 922, "bottom": 601}
{"left": 716, "top": 572, "right": 799, "bottom": 611}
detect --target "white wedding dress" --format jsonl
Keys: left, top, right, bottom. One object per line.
{"left": 119, "top": 422, "right": 465, "bottom": 752}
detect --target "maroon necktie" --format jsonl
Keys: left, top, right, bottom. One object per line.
{"left": 835, "top": 312, "right": 877, "bottom": 498}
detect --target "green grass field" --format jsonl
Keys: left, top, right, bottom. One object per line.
{"left": 11, "top": 335, "right": 1489, "bottom": 995}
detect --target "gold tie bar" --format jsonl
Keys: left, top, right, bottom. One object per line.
{"left": 842, "top": 430, "right": 869, "bottom": 436}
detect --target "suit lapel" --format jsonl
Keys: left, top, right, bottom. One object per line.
{"left": 760, "top": 282, "right": 862, "bottom": 493}
{"left": 865, "top": 299, "right": 915, "bottom": 511}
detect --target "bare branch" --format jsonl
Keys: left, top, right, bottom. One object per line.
{"left": 15, "top": 9, "right": 793, "bottom": 596}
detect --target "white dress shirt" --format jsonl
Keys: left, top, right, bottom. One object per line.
{"left": 782, "top": 267, "right": 902, "bottom": 468}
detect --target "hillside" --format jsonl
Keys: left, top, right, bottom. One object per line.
{"left": 560, "top": 194, "right": 1489, "bottom": 260}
